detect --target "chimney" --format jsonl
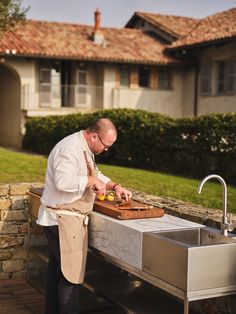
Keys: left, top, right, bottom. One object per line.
{"left": 93, "top": 8, "right": 105, "bottom": 46}
{"left": 94, "top": 8, "right": 101, "bottom": 33}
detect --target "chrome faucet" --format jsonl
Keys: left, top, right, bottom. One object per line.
{"left": 198, "top": 174, "right": 234, "bottom": 236}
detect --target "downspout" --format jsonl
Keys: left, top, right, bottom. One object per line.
{"left": 193, "top": 64, "right": 200, "bottom": 117}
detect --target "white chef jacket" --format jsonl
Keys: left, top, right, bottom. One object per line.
{"left": 37, "top": 130, "right": 110, "bottom": 226}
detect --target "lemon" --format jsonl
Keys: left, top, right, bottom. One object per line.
{"left": 98, "top": 194, "right": 105, "bottom": 201}
{"left": 106, "top": 194, "right": 114, "bottom": 201}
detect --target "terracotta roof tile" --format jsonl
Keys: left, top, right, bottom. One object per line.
{"left": 0, "top": 20, "right": 178, "bottom": 65}
{"left": 127, "top": 12, "right": 198, "bottom": 38}
{"left": 171, "top": 8, "right": 236, "bottom": 49}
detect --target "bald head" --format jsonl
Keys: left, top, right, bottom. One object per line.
{"left": 87, "top": 118, "right": 117, "bottom": 138}
{"left": 84, "top": 118, "right": 117, "bottom": 154}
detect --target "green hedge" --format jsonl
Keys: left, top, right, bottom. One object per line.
{"left": 22, "top": 109, "right": 236, "bottom": 183}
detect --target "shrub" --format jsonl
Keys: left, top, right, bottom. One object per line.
{"left": 22, "top": 109, "right": 236, "bottom": 183}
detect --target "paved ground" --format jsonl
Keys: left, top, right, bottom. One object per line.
{"left": 0, "top": 275, "right": 199, "bottom": 314}
{"left": 0, "top": 277, "right": 126, "bottom": 314}
{"left": 0, "top": 278, "right": 44, "bottom": 314}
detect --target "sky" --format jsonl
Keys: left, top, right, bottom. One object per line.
{"left": 22, "top": 0, "right": 236, "bottom": 27}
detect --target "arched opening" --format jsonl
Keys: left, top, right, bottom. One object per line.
{"left": 0, "top": 63, "right": 21, "bottom": 148}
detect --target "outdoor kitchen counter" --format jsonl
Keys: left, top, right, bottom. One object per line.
{"left": 89, "top": 212, "right": 203, "bottom": 270}
{"left": 27, "top": 187, "right": 203, "bottom": 271}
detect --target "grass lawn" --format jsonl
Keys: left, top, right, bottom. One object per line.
{"left": 0, "top": 147, "right": 47, "bottom": 183}
{"left": 1, "top": 147, "right": 236, "bottom": 212}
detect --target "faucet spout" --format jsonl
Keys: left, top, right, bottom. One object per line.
{"left": 198, "top": 174, "right": 231, "bottom": 236}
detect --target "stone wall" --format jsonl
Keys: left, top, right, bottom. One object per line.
{"left": 0, "top": 183, "right": 45, "bottom": 279}
{"left": 131, "top": 189, "right": 236, "bottom": 231}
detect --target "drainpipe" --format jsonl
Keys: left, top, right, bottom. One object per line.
{"left": 193, "top": 64, "right": 200, "bottom": 117}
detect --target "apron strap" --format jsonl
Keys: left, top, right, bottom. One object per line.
{"left": 46, "top": 206, "right": 90, "bottom": 225}
{"left": 83, "top": 150, "right": 94, "bottom": 176}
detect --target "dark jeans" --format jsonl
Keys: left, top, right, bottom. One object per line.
{"left": 44, "top": 226, "right": 80, "bottom": 314}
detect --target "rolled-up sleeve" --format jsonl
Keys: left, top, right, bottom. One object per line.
{"left": 96, "top": 167, "right": 111, "bottom": 185}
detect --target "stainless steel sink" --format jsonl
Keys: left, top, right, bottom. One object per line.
{"left": 142, "top": 227, "right": 236, "bottom": 294}
{"left": 153, "top": 227, "right": 236, "bottom": 246}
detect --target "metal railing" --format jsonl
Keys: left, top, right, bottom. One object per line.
{"left": 21, "top": 84, "right": 104, "bottom": 110}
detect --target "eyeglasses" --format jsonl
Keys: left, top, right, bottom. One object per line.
{"left": 96, "top": 133, "right": 111, "bottom": 150}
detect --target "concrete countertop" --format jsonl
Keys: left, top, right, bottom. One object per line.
{"left": 89, "top": 212, "right": 203, "bottom": 270}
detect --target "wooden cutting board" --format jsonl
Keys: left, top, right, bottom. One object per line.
{"left": 93, "top": 199, "right": 164, "bottom": 220}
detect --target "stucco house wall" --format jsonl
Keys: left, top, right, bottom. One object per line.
{"left": 103, "top": 64, "right": 117, "bottom": 109}
{"left": 0, "top": 64, "right": 21, "bottom": 147}
{"left": 182, "top": 67, "right": 196, "bottom": 117}
{"left": 112, "top": 68, "right": 185, "bottom": 117}
{"left": 4, "top": 57, "right": 37, "bottom": 110}
{"left": 196, "top": 42, "right": 236, "bottom": 116}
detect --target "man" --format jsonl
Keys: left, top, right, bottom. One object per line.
{"left": 37, "top": 118, "right": 132, "bottom": 314}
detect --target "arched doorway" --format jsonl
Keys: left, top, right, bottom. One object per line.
{"left": 0, "top": 63, "right": 21, "bottom": 148}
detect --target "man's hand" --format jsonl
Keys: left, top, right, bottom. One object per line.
{"left": 114, "top": 185, "right": 132, "bottom": 201}
{"left": 87, "top": 176, "right": 106, "bottom": 195}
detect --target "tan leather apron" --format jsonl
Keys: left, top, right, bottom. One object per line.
{"left": 46, "top": 151, "right": 97, "bottom": 284}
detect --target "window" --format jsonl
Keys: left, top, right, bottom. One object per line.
{"left": 138, "top": 66, "right": 150, "bottom": 88}
{"left": 158, "top": 67, "right": 171, "bottom": 90}
{"left": 39, "top": 61, "right": 61, "bottom": 107}
{"left": 120, "top": 66, "right": 130, "bottom": 87}
{"left": 217, "top": 60, "right": 236, "bottom": 94}
{"left": 200, "top": 62, "right": 211, "bottom": 95}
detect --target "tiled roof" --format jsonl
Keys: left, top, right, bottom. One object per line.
{"left": 126, "top": 12, "right": 198, "bottom": 38}
{"left": 171, "top": 8, "right": 236, "bottom": 49}
{"left": 0, "top": 20, "right": 178, "bottom": 64}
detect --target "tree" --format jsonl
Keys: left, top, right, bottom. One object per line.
{"left": 0, "top": 0, "right": 29, "bottom": 33}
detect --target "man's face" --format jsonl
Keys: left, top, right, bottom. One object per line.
{"left": 91, "top": 130, "right": 117, "bottom": 155}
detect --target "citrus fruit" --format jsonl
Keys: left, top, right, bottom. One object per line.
{"left": 106, "top": 194, "right": 114, "bottom": 201}
{"left": 98, "top": 194, "right": 105, "bottom": 201}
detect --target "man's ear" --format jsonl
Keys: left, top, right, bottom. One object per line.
{"left": 91, "top": 133, "right": 97, "bottom": 143}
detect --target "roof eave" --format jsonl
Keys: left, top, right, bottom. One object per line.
{"left": 125, "top": 12, "right": 179, "bottom": 41}
{"left": 0, "top": 52, "right": 179, "bottom": 65}
{"left": 167, "top": 35, "right": 236, "bottom": 51}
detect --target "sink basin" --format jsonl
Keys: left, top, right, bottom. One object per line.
{"left": 143, "top": 227, "right": 236, "bottom": 294}
{"left": 154, "top": 227, "right": 236, "bottom": 246}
